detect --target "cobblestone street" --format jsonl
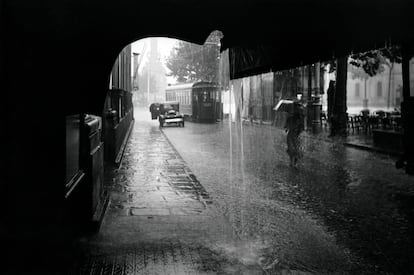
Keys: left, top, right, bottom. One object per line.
{"left": 160, "top": 110, "right": 414, "bottom": 274}
{"left": 69, "top": 111, "right": 266, "bottom": 275}
{"left": 69, "top": 108, "right": 414, "bottom": 275}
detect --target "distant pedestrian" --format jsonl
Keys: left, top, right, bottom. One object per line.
{"left": 284, "top": 102, "right": 305, "bottom": 167}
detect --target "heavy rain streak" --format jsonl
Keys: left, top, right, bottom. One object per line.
{"left": 73, "top": 33, "right": 414, "bottom": 275}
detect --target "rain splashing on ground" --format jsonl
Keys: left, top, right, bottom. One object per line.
{"left": 72, "top": 108, "right": 414, "bottom": 274}
{"left": 162, "top": 107, "right": 414, "bottom": 274}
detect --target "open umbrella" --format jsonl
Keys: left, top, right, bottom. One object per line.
{"left": 273, "top": 99, "right": 295, "bottom": 128}
{"left": 273, "top": 99, "right": 294, "bottom": 113}
{"left": 273, "top": 100, "right": 305, "bottom": 127}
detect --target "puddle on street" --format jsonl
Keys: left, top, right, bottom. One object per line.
{"left": 161, "top": 114, "right": 414, "bottom": 274}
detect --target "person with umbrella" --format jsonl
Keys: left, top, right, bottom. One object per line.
{"left": 284, "top": 100, "right": 305, "bottom": 167}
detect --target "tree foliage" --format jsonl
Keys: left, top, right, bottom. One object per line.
{"left": 350, "top": 45, "right": 402, "bottom": 77}
{"left": 166, "top": 31, "right": 222, "bottom": 83}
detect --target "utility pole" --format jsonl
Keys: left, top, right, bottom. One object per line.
{"left": 147, "top": 69, "right": 150, "bottom": 104}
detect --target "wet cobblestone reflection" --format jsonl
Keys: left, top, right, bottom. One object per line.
{"left": 70, "top": 108, "right": 414, "bottom": 274}
{"left": 70, "top": 114, "right": 265, "bottom": 274}
{"left": 162, "top": 115, "right": 414, "bottom": 274}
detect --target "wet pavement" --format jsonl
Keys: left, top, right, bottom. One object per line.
{"left": 70, "top": 107, "right": 414, "bottom": 275}
{"left": 69, "top": 111, "right": 267, "bottom": 274}
{"left": 160, "top": 112, "right": 414, "bottom": 274}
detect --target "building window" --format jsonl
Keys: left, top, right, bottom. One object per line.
{"left": 355, "top": 83, "right": 360, "bottom": 97}
{"left": 377, "top": 81, "right": 383, "bottom": 97}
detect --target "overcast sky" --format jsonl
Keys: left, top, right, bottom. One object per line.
{"left": 131, "top": 37, "right": 179, "bottom": 84}
{"left": 132, "top": 38, "right": 177, "bottom": 67}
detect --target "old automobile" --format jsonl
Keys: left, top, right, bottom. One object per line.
{"left": 158, "top": 102, "right": 184, "bottom": 127}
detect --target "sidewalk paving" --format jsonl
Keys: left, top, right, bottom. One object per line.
{"left": 302, "top": 128, "right": 403, "bottom": 157}
{"left": 241, "top": 118, "right": 402, "bottom": 157}
{"left": 68, "top": 112, "right": 408, "bottom": 274}
{"left": 69, "top": 118, "right": 265, "bottom": 275}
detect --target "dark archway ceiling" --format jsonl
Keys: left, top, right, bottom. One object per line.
{"left": 2, "top": 0, "right": 413, "bottom": 115}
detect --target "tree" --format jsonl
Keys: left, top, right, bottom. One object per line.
{"left": 349, "top": 63, "right": 372, "bottom": 109}
{"left": 166, "top": 31, "right": 222, "bottom": 83}
{"left": 350, "top": 46, "right": 402, "bottom": 109}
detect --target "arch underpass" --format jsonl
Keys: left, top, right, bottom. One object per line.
{"left": 2, "top": 0, "right": 414, "bottom": 273}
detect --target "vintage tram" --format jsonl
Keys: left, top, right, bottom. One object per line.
{"left": 165, "top": 82, "right": 221, "bottom": 122}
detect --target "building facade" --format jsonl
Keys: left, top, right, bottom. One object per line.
{"left": 103, "top": 45, "right": 134, "bottom": 165}
{"left": 346, "top": 63, "right": 403, "bottom": 115}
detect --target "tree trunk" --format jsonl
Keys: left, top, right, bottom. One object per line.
{"left": 363, "top": 78, "right": 368, "bottom": 108}
{"left": 331, "top": 56, "right": 348, "bottom": 136}
{"left": 387, "top": 62, "right": 394, "bottom": 109}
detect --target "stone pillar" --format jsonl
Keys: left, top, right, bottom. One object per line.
{"left": 306, "top": 63, "right": 322, "bottom": 132}
{"left": 400, "top": 48, "right": 414, "bottom": 175}
{"left": 330, "top": 56, "right": 348, "bottom": 137}
{"left": 306, "top": 65, "right": 313, "bottom": 129}
{"left": 312, "top": 62, "right": 322, "bottom": 131}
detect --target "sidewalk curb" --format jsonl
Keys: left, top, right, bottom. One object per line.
{"left": 115, "top": 119, "right": 135, "bottom": 167}
{"left": 343, "top": 142, "right": 402, "bottom": 157}
{"left": 159, "top": 127, "right": 213, "bottom": 209}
